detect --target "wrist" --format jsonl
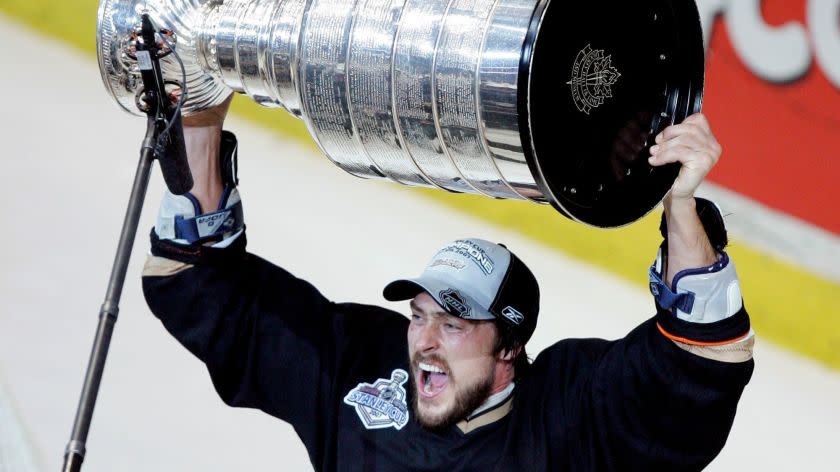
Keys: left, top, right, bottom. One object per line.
{"left": 659, "top": 198, "right": 729, "bottom": 251}
{"left": 184, "top": 126, "right": 224, "bottom": 214}
{"left": 663, "top": 193, "right": 696, "bottom": 216}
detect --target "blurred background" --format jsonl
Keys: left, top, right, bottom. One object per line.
{"left": 0, "top": 0, "right": 838, "bottom": 470}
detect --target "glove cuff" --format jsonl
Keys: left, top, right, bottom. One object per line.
{"left": 650, "top": 246, "right": 751, "bottom": 345}
{"left": 649, "top": 248, "right": 743, "bottom": 323}
{"left": 154, "top": 186, "right": 244, "bottom": 245}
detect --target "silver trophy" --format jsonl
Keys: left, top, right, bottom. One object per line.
{"left": 97, "top": 0, "right": 705, "bottom": 227}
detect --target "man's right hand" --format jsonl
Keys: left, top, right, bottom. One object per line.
{"left": 183, "top": 94, "right": 234, "bottom": 213}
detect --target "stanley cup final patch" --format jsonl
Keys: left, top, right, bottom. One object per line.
{"left": 567, "top": 44, "right": 621, "bottom": 115}
{"left": 344, "top": 369, "right": 410, "bottom": 430}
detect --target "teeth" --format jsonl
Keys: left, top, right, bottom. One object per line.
{"left": 419, "top": 362, "right": 445, "bottom": 374}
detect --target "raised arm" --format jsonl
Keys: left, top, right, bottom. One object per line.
{"left": 141, "top": 97, "right": 337, "bottom": 450}
{"left": 648, "top": 113, "right": 751, "bottom": 344}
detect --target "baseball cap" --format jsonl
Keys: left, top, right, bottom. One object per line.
{"left": 383, "top": 238, "right": 540, "bottom": 343}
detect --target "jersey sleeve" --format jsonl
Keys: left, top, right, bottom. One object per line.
{"left": 141, "top": 230, "right": 360, "bottom": 454}
{"left": 532, "top": 316, "right": 753, "bottom": 471}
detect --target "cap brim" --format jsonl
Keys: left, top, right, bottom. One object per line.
{"left": 383, "top": 279, "right": 426, "bottom": 302}
{"left": 383, "top": 277, "right": 495, "bottom": 321}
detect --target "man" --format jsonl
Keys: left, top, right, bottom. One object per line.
{"left": 143, "top": 96, "right": 754, "bottom": 471}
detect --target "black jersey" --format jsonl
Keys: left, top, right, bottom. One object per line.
{"left": 142, "top": 232, "right": 753, "bottom": 471}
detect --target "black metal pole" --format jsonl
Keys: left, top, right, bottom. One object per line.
{"left": 61, "top": 117, "right": 158, "bottom": 472}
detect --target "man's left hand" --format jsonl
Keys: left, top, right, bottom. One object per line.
{"left": 648, "top": 113, "right": 721, "bottom": 201}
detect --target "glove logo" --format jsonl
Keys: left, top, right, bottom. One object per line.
{"left": 196, "top": 210, "right": 231, "bottom": 237}
{"left": 344, "top": 369, "right": 410, "bottom": 431}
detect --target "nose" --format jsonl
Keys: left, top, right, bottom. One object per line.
{"left": 414, "top": 322, "right": 440, "bottom": 354}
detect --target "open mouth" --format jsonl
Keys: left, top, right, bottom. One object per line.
{"left": 417, "top": 362, "right": 449, "bottom": 399}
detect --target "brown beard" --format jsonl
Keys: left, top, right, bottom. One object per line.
{"left": 408, "top": 354, "right": 495, "bottom": 433}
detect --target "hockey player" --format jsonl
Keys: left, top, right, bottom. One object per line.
{"left": 142, "top": 96, "right": 753, "bottom": 471}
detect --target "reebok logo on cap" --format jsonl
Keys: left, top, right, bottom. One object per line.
{"left": 501, "top": 306, "right": 524, "bottom": 325}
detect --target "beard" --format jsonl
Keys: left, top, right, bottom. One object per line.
{"left": 409, "top": 354, "right": 495, "bottom": 433}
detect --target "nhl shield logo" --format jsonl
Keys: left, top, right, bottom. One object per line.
{"left": 439, "top": 289, "right": 472, "bottom": 318}
{"left": 344, "top": 369, "right": 410, "bottom": 430}
{"left": 567, "top": 44, "right": 621, "bottom": 115}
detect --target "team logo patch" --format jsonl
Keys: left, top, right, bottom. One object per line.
{"left": 501, "top": 306, "right": 524, "bottom": 325}
{"left": 343, "top": 369, "right": 410, "bottom": 430}
{"left": 567, "top": 44, "right": 621, "bottom": 115}
{"left": 439, "top": 289, "right": 472, "bottom": 318}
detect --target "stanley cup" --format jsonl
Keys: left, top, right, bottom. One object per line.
{"left": 97, "top": 0, "right": 705, "bottom": 227}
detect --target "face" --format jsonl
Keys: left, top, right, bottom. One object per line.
{"left": 407, "top": 292, "right": 500, "bottom": 431}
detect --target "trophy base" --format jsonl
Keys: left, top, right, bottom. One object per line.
{"left": 520, "top": 0, "right": 705, "bottom": 228}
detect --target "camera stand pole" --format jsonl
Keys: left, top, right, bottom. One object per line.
{"left": 62, "top": 12, "right": 190, "bottom": 471}
{"left": 61, "top": 117, "right": 157, "bottom": 472}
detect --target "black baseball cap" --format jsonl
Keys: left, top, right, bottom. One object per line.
{"left": 383, "top": 239, "right": 540, "bottom": 344}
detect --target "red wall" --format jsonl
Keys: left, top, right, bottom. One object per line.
{"left": 702, "top": 0, "right": 840, "bottom": 235}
